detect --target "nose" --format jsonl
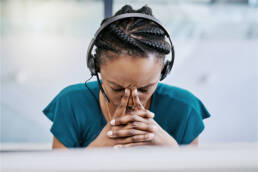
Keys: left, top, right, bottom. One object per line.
{"left": 127, "top": 91, "right": 134, "bottom": 107}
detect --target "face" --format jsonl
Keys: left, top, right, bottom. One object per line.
{"left": 100, "top": 51, "right": 164, "bottom": 109}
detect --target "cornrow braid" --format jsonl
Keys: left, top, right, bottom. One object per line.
{"left": 127, "top": 18, "right": 147, "bottom": 31}
{"left": 131, "top": 27, "right": 165, "bottom": 37}
{"left": 136, "top": 39, "right": 170, "bottom": 54}
{"left": 95, "top": 37, "right": 117, "bottom": 52}
{"left": 109, "top": 23, "right": 144, "bottom": 52}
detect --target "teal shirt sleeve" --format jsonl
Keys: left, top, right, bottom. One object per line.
{"left": 152, "top": 83, "right": 211, "bottom": 145}
{"left": 180, "top": 98, "right": 210, "bottom": 144}
{"left": 42, "top": 88, "right": 81, "bottom": 148}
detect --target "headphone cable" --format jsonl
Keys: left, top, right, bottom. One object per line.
{"left": 84, "top": 75, "right": 112, "bottom": 122}
{"left": 84, "top": 76, "right": 100, "bottom": 107}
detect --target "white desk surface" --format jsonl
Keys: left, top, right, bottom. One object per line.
{"left": 1, "top": 142, "right": 258, "bottom": 172}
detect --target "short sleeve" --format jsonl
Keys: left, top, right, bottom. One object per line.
{"left": 43, "top": 92, "right": 81, "bottom": 148}
{"left": 180, "top": 99, "right": 211, "bottom": 145}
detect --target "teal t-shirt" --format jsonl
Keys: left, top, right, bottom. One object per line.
{"left": 43, "top": 81, "right": 210, "bottom": 148}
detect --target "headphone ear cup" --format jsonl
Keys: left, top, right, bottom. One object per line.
{"left": 87, "top": 55, "right": 97, "bottom": 75}
{"left": 160, "top": 61, "right": 172, "bottom": 81}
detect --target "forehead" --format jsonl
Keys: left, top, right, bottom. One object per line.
{"left": 100, "top": 52, "right": 163, "bottom": 87}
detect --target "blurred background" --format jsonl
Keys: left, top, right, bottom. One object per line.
{"left": 1, "top": 0, "right": 257, "bottom": 149}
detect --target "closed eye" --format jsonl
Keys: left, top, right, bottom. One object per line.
{"left": 138, "top": 88, "right": 148, "bottom": 93}
{"left": 111, "top": 87, "right": 124, "bottom": 92}
{"left": 111, "top": 87, "right": 148, "bottom": 93}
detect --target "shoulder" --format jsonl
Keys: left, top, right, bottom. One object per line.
{"left": 153, "top": 83, "right": 210, "bottom": 145}
{"left": 56, "top": 81, "right": 99, "bottom": 100}
{"left": 155, "top": 82, "right": 200, "bottom": 111}
{"left": 43, "top": 81, "right": 99, "bottom": 122}
{"left": 47, "top": 81, "right": 100, "bottom": 114}
{"left": 59, "top": 81, "right": 98, "bottom": 96}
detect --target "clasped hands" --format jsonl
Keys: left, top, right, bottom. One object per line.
{"left": 88, "top": 89, "right": 178, "bottom": 148}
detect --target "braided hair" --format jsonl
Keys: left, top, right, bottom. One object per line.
{"left": 94, "top": 5, "right": 170, "bottom": 68}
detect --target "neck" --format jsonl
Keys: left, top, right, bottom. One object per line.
{"left": 99, "top": 91, "right": 114, "bottom": 122}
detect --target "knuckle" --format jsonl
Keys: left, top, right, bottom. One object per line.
{"left": 148, "top": 125, "right": 154, "bottom": 131}
{"left": 132, "top": 114, "right": 138, "bottom": 121}
{"left": 112, "top": 130, "right": 118, "bottom": 137}
{"left": 129, "top": 129, "right": 136, "bottom": 135}
{"left": 147, "top": 133, "right": 154, "bottom": 140}
{"left": 132, "top": 122, "right": 138, "bottom": 127}
{"left": 144, "top": 134, "right": 151, "bottom": 140}
{"left": 112, "top": 126, "right": 119, "bottom": 133}
{"left": 126, "top": 123, "right": 134, "bottom": 129}
{"left": 114, "top": 119, "right": 119, "bottom": 125}
{"left": 131, "top": 135, "right": 138, "bottom": 143}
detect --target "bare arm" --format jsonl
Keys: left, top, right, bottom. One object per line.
{"left": 52, "top": 136, "right": 67, "bottom": 149}
{"left": 190, "top": 137, "right": 199, "bottom": 146}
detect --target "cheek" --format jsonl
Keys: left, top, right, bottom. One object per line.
{"left": 111, "top": 95, "right": 124, "bottom": 106}
{"left": 138, "top": 88, "right": 156, "bottom": 104}
{"left": 138, "top": 94, "right": 150, "bottom": 105}
{"left": 105, "top": 88, "right": 124, "bottom": 105}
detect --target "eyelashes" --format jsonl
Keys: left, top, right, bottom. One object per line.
{"left": 111, "top": 88, "right": 124, "bottom": 92}
{"left": 111, "top": 87, "right": 148, "bottom": 93}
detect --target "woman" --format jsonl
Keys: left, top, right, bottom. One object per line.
{"left": 43, "top": 5, "right": 210, "bottom": 149}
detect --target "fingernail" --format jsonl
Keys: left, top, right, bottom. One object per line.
{"left": 107, "top": 130, "right": 112, "bottom": 136}
{"left": 125, "top": 89, "right": 129, "bottom": 94}
{"left": 110, "top": 119, "right": 115, "bottom": 125}
{"left": 113, "top": 145, "right": 122, "bottom": 149}
{"left": 150, "top": 113, "right": 155, "bottom": 118}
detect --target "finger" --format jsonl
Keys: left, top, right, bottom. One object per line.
{"left": 107, "top": 129, "right": 147, "bottom": 138}
{"left": 113, "top": 89, "right": 130, "bottom": 118}
{"left": 113, "top": 120, "right": 156, "bottom": 132}
{"left": 111, "top": 114, "right": 147, "bottom": 126}
{"left": 115, "top": 133, "right": 155, "bottom": 145}
{"left": 134, "top": 110, "right": 155, "bottom": 119}
{"left": 114, "top": 142, "right": 152, "bottom": 149}
{"left": 132, "top": 89, "right": 145, "bottom": 110}
{"left": 126, "top": 121, "right": 156, "bottom": 132}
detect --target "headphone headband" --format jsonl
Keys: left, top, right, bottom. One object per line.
{"left": 87, "top": 12, "right": 175, "bottom": 81}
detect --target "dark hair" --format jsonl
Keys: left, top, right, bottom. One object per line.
{"left": 94, "top": 5, "right": 170, "bottom": 67}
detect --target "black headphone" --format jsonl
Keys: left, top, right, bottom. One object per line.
{"left": 86, "top": 13, "right": 175, "bottom": 103}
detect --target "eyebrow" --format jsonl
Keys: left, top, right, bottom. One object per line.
{"left": 107, "top": 80, "right": 156, "bottom": 88}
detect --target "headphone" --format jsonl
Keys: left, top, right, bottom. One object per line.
{"left": 86, "top": 13, "right": 175, "bottom": 103}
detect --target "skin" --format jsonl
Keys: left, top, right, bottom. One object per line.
{"left": 52, "top": 51, "right": 199, "bottom": 149}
